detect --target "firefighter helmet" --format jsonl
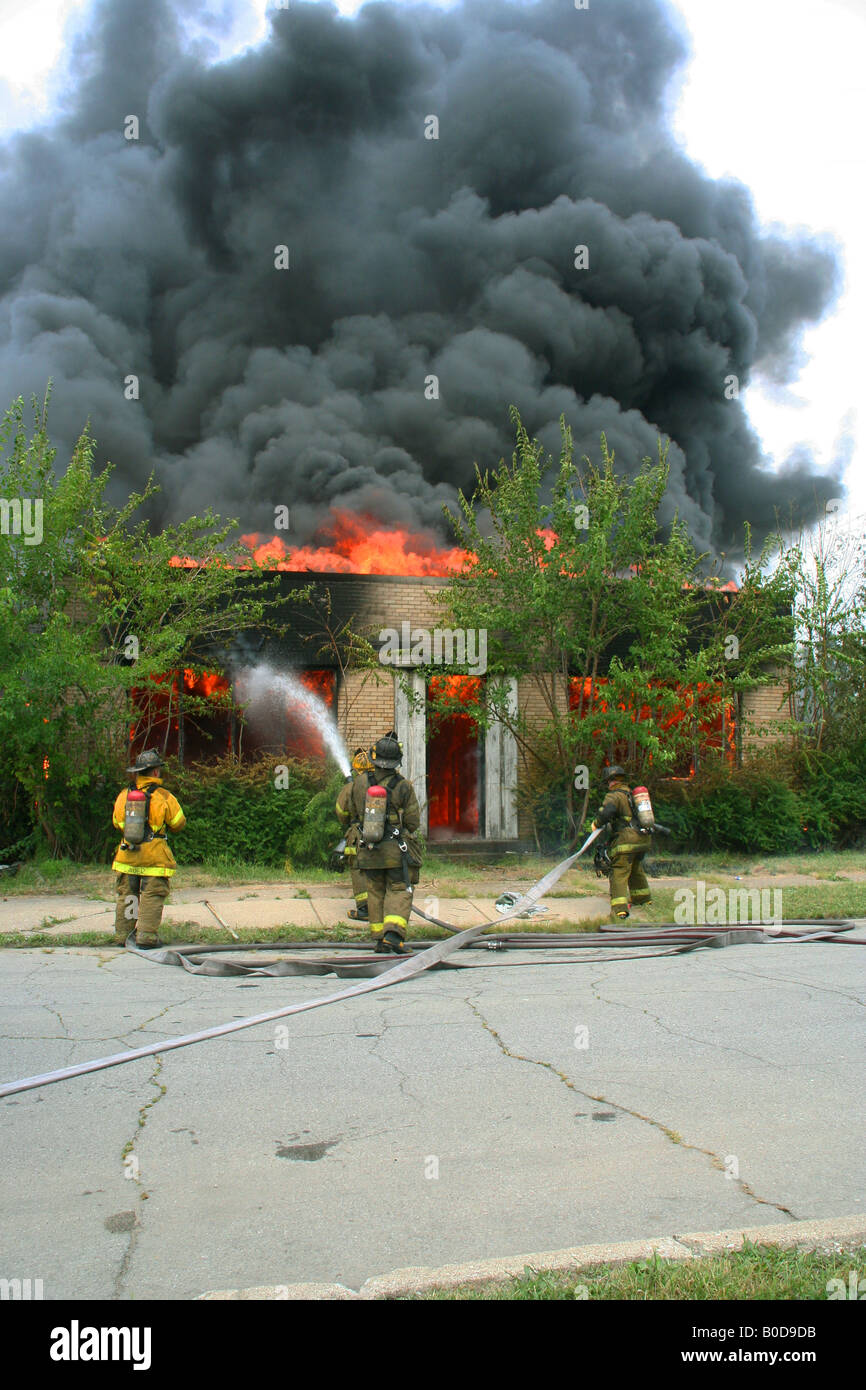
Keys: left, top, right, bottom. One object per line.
{"left": 352, "top": 747, "right": 373, "bottom": 775}
{"left": 602, "top": 764, "right": 627, "bottom": 783}
{"left": 126, "top": 748, "right": 165, "bottom": 776}
{"left": 371, "top": 731, "right": 402, "bottom": 770}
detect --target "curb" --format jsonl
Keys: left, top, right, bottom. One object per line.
{"left": 198, "top": 1213, "right": 866, "bottom": 1300}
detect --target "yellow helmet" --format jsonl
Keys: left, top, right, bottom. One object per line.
{"left": 352, "top": 747, "right": 373, "bottom": 775}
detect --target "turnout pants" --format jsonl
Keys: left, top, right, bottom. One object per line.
{"left": 363, "top": 868, "right": 412, "bottom": 942}
{"left": 348, "top": 858, "right": 368, "bottom": 908}
{"left": 113, "top": 873, "right": 170, "bottom": 944}
{"left": 607, "top": 844, "right": 652, "bottom": 918}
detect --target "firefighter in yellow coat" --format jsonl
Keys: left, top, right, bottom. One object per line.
{"left": 338, "top": 732, "right": 422, "bottom": 954}
{"left": 591, "top": 764, "right": 653, "bottom": 920}
{"left": 111, "top": 749, "right": 186, "bottom": 947}
{"left": 335, "top": 747, "right": 374, "bottom": 920}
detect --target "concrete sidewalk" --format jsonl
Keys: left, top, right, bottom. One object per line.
{"left": 0, "top": 882, "right": 614, "bottom": 936}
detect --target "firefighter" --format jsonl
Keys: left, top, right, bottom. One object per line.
{"left": 335, "top": 747, "right": 374, "bottom": 920}
{"left": 591, "top": 764, "right": 652, "bottom": 920}
{"left": 111, "top": 749, "right": 186, "bottom": 948}
{"left": 343, "top": 731, "right": 422, "bottom": 954}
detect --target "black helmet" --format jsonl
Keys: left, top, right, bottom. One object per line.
{"left": 126, "top": 748, "right": 165, "bottom": 776}
{"left": 602, "top": 764, "right": 627, "bottom": 783}
{"left": 372, "top": 730, "right": 402, "bottom": 770}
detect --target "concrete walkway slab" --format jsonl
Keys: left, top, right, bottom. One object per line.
{"left": 0, "top": 888, "right": 622, "bottom": 936}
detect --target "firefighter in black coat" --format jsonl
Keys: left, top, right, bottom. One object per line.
{"left": 591, "top": 765, "right": 653, "bottom": 920}
{"left": 337, "top": 732, "right": 422, "bottom": 954}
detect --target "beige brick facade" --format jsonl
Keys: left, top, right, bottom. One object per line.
{"left": 324, "top": 592, "right": 795, "bottom": 838}
{"left": 337, "top": 668, "right": 395, "bottom": 754}
{"left": 335, "top": 576, "right": 446, "bottom": 642}
{"left": 740, "top": 682, "right": 793, "bottom": 752}
{"left": 331, "top": 577, "right": 448, "bottom": 755}
{"left": 167, "top": 572, "right": 800, "bottom": 838}
{"left": 516, "top": 674, "right": 568, "bottom": 839}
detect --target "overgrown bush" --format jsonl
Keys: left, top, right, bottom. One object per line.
{"left": 654, "top": 762, "right": 807, "bottom": 854}
{"left": 528, "top": 747, "right": 849, "bottom": 856}
{"left": 0, "top": 754, "right": 345, "bottom": 867}
{"left": 0, "top": 773, "right": 37, "bottom": 861}
{"left": 0, "top": 763, "right": 118, "bottom": 862}
{"left": 171, "top": 756, "right": 341, "bottom": 868}
{"left": 284, "top": 771, "right": 346, "bottom": 868}
{"left": 650, "top": 742, "right": 866, "bottom": 853}
{"left": 794, "top": 736, "right": 866, "bottom": 849}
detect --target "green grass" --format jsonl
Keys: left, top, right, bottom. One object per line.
{"left": 2, "top": 914, "right": 612, "bottom": 950}
{"left": 2, "top": 921, "right": 369, "bottom": 949}
{"left": 0, "top": 857, "right": 337, "bottom": 896}
{"left": 3, "top": 850, "right": 864, "bottom": 923}
{"left": 3, "top": 845, "right": 861, "bottom": 900}
{"left": 637, "top": 882, "right": 866, "bottom": 923}
{"left": 413, "top": 1242, "right": 866, "bottom": 1300}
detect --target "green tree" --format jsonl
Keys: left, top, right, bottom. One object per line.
{"left": 0, "top": 395, "right": 287, "bottom": 856}
{"left": 425, "top": 409, "right": 795, "bottom": 848}
{"left": 779, "top": 507, "right": 866, "bottom": 752}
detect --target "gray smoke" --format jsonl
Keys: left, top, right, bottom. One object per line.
{"left": 0, "top": 0, "right": 843, "bottom": 556}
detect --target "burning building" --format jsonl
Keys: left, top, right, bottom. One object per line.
{"left": 140, "top": 512, "right": 792, "bottom": 846}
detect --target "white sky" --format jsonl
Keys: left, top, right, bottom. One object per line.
{"left": 0, "top": 0, "right": 862, "bottom": 526}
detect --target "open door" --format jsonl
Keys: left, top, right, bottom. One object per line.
{"left": 426, "top": 676, "right": 482, "bottom": 840}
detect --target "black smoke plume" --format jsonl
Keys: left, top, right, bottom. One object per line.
{"left": 0, "top": 0, "right": 843, "bottom": 555}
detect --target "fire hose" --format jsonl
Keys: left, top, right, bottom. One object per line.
{"left": 1, "top": 828, "right": 862, "bottom": 1099}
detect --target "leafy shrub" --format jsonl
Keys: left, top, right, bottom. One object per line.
{"left": 171, "top": 755, "right": 338, "bottom": 867}
{"left": 652, "top": 749, "right": 809, "bottom": 853}
{"left": 284, "top": 771, "right": 346, "bottom": 868}
{"left": 526, "top": 772, "right": 575, "bottom": 851}
{"left": 0, "top": 752, "right": 348, "bottom": 867}
{"left": 795, "top": 737, "right": 866, "bottom": 849}
{"left": 0, "top": 773, "right": 37, "bottom": 861}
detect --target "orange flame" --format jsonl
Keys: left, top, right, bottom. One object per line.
{"left": 183, "top": 669, "right": 230, "bottom": 699}
{"left": 298, "top": 668, "right": 335, "bottom": 708}
{"left": 239, "top": 509, "right": 468, "bottom": 576}
{"left": 569, "top": 677, "right": 736, "bottom": 773}
{"left": 429, "top": 674, "right": 482, "bottom": 708}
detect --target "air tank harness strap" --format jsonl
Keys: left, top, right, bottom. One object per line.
{"left": 120, "top": 782, "right": 162, "bottom": 851}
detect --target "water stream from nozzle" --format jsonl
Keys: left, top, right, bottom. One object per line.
{"left": 233, "top": 663, "right": 351, "bottom": 776}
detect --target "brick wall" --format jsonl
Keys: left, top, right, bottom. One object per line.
{"left": 740, "top": 680, "right": 793, "bottom": 752}
{"left": 516, "top": 673, "right": 567, "bottom": 839}
{"left": 327, "top": 575, "right": 447, "bottom": 641}
{"left": 337, "top": 668, "right": 395, "bottom": 754}
{"left": 331, "top": 575, "right": 456, "bottom": 759}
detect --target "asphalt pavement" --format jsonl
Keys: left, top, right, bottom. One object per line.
{"left": 1, "top": 930, "right": 863, "bottom": 1298}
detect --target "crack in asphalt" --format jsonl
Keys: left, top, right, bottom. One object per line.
{"left": 463, "top": 994, "right": 800, "bottom": 1223}
{"left": 715, "top": 961, "right": 866, "bottom": 1009}
{"left": 585, "top": 973, "right": 785, "bottom": 1070}
{"left": 113, "top": 1057, "right": 167, "bottom": 1300}
{"left": 360, "top": 1001, "right": 425, "bottom": 1108}
{"left": 119, "top": 996, "right": 199, "bottom": 1038}
{"left": 1, "top": 994, "right": 201, "bottom": 1057}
